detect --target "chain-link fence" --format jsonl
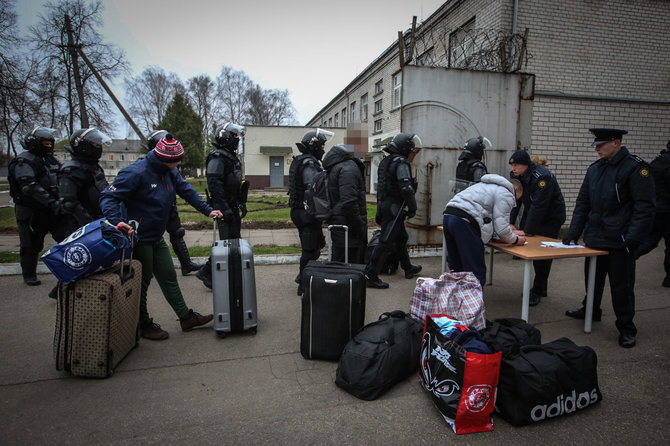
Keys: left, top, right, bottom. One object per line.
{"left": 406, "top": 24, "right": 531, "bottom": 73}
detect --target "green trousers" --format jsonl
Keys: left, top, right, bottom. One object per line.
{"left": 133, "top": 239, "right": 189, "bottom": 322}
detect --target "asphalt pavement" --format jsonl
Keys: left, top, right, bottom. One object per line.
{"left": 0, "top": 233, "right": 669, "bottom": 444}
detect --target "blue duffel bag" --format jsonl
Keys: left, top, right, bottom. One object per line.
{"left": 41, "top": 218, "right": 132, "bottom": 284}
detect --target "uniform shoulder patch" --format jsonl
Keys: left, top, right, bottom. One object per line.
{"left": 538, "top": 180, "right": 547, "bottom": 188}
{"left": 639, "top": 168, "right": 649, "bottom": 177}
{"left": 630, "top": 154, "right": 643, "bottom": 163}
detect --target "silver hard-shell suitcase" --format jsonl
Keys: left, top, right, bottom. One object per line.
{"left": 211, "top": 220, "right": 258, "bottom": 337}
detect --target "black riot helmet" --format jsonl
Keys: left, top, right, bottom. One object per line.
{"left": 385, "top": 132, "right": 422, "bottom": 157}
{"left": 145, "top": 129, "right": 168, "bottom": 151}
{"left": 213, "top": 122, "right": 246, "bottom": 152}
{"left": 65, "top": 128, "right": 112, "bottom": 161}
{"left": 296, "top": 128, "right": 334, "bottom": 160}
{"left": 21, "top": 126, "right": 58, "bottom": 156}
{"left": 459, "top": 136, "right": 492, "bottom": 161}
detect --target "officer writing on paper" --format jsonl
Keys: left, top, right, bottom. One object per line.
{"left": 563, "top": 128, "right": 655, "bottom": 348}
{"left": 364, "top": 133, "right": 423, "bottom": 289}
{"left": 196, "top": 123, "right": 248, "bottom": 289}
{"left": 100, "top": 134, "right": 222, "bottom": 340}
{"left": 508, "top": 149, "right": 566, "bottom": 306}
{"left": 443, "top": 175, "right": 526, "bottom": 287}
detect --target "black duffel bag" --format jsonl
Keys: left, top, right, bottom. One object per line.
{"left": 479, "top": 318, "right": 541, "bottom": 357}
{"left": 496, "top": 337, "right": 602, "bottom": 426}
{"left": 335, "top": 310, "right": 424, "bottom": 400}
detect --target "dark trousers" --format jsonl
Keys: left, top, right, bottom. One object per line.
{"left": 291, "top": 209, "right": 325, "bottom": 277}
{"left": 16, "top": 206, "right": 71, "bottom": 279}
{"left": 365, "top": 202, "right": 411, "bottom": 278}
{"left": 442, "top": 214, "right": 486, "bottom": 286}
{"left": 583, "top": 248, "right": 637, "bottom": 336}
{"left": 636, "top": 211, "right": 670, "bottom": 278}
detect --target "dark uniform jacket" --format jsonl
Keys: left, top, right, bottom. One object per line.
{"left": 510, "top": 163, "right": 566, "bottom": 236}
{"left": 8, "top": 151, "right": 61, "bottom": 214}
{"left": 59, "top": 157, "right": 108, "bottom": 226}
{"left": 205, "top": 148, "right": 243, "bottom": 214}
{"left": 649, "top": 150, "right": 670, "bottom": 213}
{"left": 568, "top": 146, "right": 656, "bottom": 250}
{"left": 100, "top": 151, "right": 212, "bottom": 245}
{"left": 322, "top": 147, "right": 367, "bottom": 244}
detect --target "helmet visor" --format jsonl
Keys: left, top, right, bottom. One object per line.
{"left": 410, "top": 134, "right": 422, "bottom": 149}
{"left": 223, "top": 122, "right": 246, "bottom": 137}
{"left": 482, "top": 137, "right": 493, "bottom": 151}
{"left": 32, "top": 127, "right": 58, "bottom": 142}
{"left": 81, "top": 128, "right": 113, "bottom": 148}
{"left": 315, "top": 128, "right": 334, "bottom": 142}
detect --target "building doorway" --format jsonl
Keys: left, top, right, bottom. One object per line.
{"left": 269, "top": 156, "right": 284, "bottom": 187}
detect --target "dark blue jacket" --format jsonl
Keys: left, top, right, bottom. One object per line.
{"left": 568, "top": 146, "right": 655, "bottom": 249}
{"left": 100, "top": 151, "right": 212, "bottom": 245}
{"left": 510, "top": 163, "right": 566, "bottom": 236}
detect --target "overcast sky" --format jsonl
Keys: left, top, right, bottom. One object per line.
{"left": 16, "top": 0, "right": 446, "bottom": 138}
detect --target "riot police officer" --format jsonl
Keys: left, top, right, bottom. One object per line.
{"left": 454, "top": 136, "right": 489, "bottom": 193}
{"left": 563, "top": 128, "right": 655, "bottom": 348}
{"left": 196, "top": 122, "right": 248, "bottom": 289}
{"left": 364, "top": 132, "right": 423, "bottom": 288}
{"left": 288, "top": 128, "right": 333, "bottom": 295}
{"left": 59, "top": 128, "right": 111, "bottom": 229}
{"left": 145, "top": 130, "right": 200, "bottom": 276}
{"left": 508, "top": 149, "right": 566, "bottom": 306}
{"left": 8, "top": 127, "right": 71, "bottom": 286}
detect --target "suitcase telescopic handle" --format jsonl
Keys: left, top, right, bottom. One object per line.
{"left": 120, "top": 221, "right": 137, "bottom": 283}
{"left": 213, "top": 217, "right": 218, "bottom": 245}
{"left": 327, "top": 224, "right": 348, "bottom": 263}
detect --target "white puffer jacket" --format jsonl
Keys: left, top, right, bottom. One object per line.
{"left": 444, "top": 174, "right": 518, "bottom": 244}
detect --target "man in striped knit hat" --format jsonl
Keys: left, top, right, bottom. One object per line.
{"left": 100, "top": 134, "right": 223, "bottom": 340}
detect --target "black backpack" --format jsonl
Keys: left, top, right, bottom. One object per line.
{"left": 303, "top": 170, "right": 332, "bottom": 221}
{"left": 335, "top": 311, "right": 424, "bottom": 400}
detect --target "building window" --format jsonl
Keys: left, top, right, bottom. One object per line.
{"left": 374, "top": 79, "right": 383, "bottom": 95}
{"left": 350, "top": 102, "right": 356, "bottom": 122}
{"left": 120, "top": 154, "right": 125, "bottom": 161}
{"left": 342, "top": 107, "right": 347, "bottom": 127}
{"left": 323, "top": 121, "right": 327, "bottom": 126}
{"left": 361, "top": 93, "right": 368, "bottom": 122}
{"left": 374, "top": 99, "right": 383, "bottom": 114}
{"left": 107, "top": 154, "right": 114, "bottom": 161}
{"left": 334, "top": 113, "right": 339, "bottom": 127}
{"left": 328, "top": 117, "right": 333, "bottom": 126}
{"left": 416, "top": 46, "right": 435, "bottom": 66}
{"left": 449, "top": 18, "right": 476, "bottom": 68}
{"left": 374, "top": 119, "right": 382, "bottom": 133}
{"left": 392, "top": 72, "right": 402, "bottom": 109}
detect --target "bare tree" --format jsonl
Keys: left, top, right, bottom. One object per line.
{"left": 215, "top": 66, "right": 253, "bottom": 125}
{"left": 186, "top": 74, "right": 217, "bottom": 142}
{"left": 29, "top": 0, "right": 128, "bottom": 135}
{"left": 246, "top": 85, "right": 297, "bottom": 126}
{"left": 125, "top": 66, "right": 184, "bottom": 134}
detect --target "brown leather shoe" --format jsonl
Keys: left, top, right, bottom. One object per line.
{"left": 140, "top": 319, "right": 169, "bottom": 340}
{"left": 180, "top": 310, "right": 213, "bottom": 331}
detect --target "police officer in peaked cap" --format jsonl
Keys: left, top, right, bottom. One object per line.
{"left": 563, "top": 128, "right": 655, "bottom": 348}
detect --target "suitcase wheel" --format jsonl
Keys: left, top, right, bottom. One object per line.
{"left": 249, "top": 327, "right": 257, "bottom": 335}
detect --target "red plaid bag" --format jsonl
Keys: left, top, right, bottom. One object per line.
{"left": 410, "top": 271, "right": 485, "bottom": 330}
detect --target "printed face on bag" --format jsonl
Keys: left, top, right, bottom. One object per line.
{"left": 420, "top": 333, "right": 460, "bottom": 398}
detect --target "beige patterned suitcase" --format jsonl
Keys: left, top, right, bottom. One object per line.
{"left": 54, "top": 259, "right": 142, "bottom": 378}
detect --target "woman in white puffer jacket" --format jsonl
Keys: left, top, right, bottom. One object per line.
{"left": 443, "top": 173, "right": 526, "bottom": 285}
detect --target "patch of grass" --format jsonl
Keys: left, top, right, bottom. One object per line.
{"left": 0, "top": 207, "right": 17, "bottom": 230}
{"left": 0, "top": 252, "right": 20, "bottom": 263}
{"left": 169, "top": 244, "right": 301, "bottom": 258}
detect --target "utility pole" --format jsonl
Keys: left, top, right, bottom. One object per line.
{"left": 64, "top": 14, "right": 89, "bottom": 128}
{"left": 76, "top": 47, "right": 146, "bottom": 142}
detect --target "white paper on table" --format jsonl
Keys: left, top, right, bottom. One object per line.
{"left": 540, "top": 241, "right": 585, "bottom": 248}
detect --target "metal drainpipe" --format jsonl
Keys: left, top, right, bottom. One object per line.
{"left": 510, "top": 0, "right": 519, "bottom": 68}
{"left": 425, "top": 162, "right": 434, "bottom": 226}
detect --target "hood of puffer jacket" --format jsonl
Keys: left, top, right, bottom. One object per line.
{"left": 480, "top": 173, "right": 515, "bottom": 194}
{"left": 322, "top": 145, "right": 356, "bottom": 170}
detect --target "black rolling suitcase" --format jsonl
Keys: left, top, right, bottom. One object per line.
{"left": 301, "top": 225, "right": 366, "bottom": 360}
{"left": 211, "top": 220, "right": 258, "bottom": 338}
